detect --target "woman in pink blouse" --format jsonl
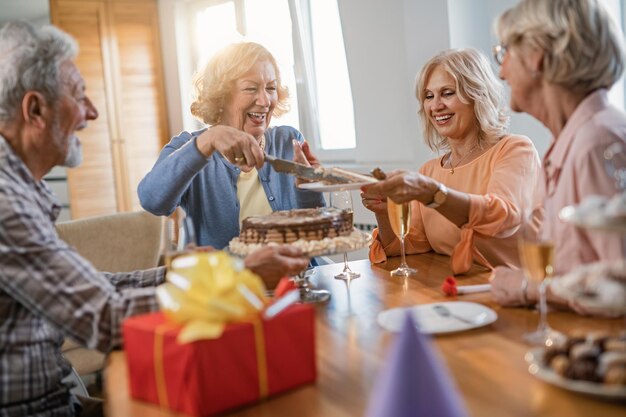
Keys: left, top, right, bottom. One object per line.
{"left": 362, "top": 48, "right": 541, "bottom": 275}
{"left": 489, "top": 0, "right": 626, "bottom": 314}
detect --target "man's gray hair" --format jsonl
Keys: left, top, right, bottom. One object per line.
{"left": 0, "top": 21, "right": 78, "bottom": 122}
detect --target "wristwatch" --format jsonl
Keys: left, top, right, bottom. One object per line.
{"left": 426, "top": 183, "right": 448, "bottom": 209}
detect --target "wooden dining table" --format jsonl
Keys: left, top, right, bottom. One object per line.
{"left": 104, "top": 252, "right": 626, "bottom": 416}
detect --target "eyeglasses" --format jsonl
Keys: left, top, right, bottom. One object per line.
{"left": 492, "top": 44, "right": 507, "bottom": 65}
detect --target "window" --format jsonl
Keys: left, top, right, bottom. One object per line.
{"left": 309, "top": 0, "right": 356, "bottom": 150}
{"left": 183, "top": 0, "right": 356, "bottom": 155}
{"left": 600, "top": 0, "right": 625, "bottom": 111}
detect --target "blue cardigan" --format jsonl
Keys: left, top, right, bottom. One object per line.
{"left": 138, "top": 126, "right": 325, "bottom": 249}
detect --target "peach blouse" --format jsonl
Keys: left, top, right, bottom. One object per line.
{"left": 369, "top": 135, "right": 541, "bottom": 274}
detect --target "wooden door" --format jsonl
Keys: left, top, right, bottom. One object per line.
{"left": 50, "top": 0, "right": 119, "bottom": 218}
{"left": 108, "top": 0, "right": 169, "bottom": 211}
{"left": 50, "top": 0, "right": 169, "bottom": 217}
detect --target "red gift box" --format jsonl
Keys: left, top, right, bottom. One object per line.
{"left": 122, "top": 304, "right": 316, "bottom": 416}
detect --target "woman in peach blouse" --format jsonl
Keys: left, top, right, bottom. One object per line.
{"left": 362, "top": 48, "right": 541, "bottom": 275}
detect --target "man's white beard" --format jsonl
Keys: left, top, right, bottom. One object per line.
{"left": 63, "top": 136, "right": 83, "bottom": 168}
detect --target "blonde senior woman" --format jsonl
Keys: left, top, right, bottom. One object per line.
{"left": 489, "top": 0, "right": 626, "bottom": 314}
{"left": 362, "top": 49, "right": 540, "bottom": 275}
{"left": 139, "top": 42, "right": 324, "bottom": 249}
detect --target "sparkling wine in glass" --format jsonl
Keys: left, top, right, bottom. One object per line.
{"left": 518, "top": 207, "right": 555, "bottom": 345}
{"left": 387, "top": 200, "right": 417, "bottom": 277}
{"left": 329, "top": 191, "right": 360, "bottom": 280}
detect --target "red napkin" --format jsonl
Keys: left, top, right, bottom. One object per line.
{"left": 441, "top": 276, "right": 458, "bottom": 297}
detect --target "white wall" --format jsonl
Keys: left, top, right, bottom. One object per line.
{"left": 447, "top": 0, "right": 552, "bottom": 155}
{"left": 337, "top": 0, "right": 449, "bottom": 170}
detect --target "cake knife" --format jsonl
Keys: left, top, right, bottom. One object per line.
{"left": 264, "top": 153, "right": 376, "bottom": 184}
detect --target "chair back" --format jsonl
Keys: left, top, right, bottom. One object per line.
{"left": 56, "top": 211, "right": 163, "bottom": 272}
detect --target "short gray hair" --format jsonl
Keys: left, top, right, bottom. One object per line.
{"left": 0, "top": 21, "right": 78, "bottom": 122}
{"left": 495, "top": 0, "right": 625, "bottom": 94}
{"left": 415, "top": 48, "right": 509, "bottom": 152}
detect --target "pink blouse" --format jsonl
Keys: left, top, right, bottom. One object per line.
{"left": 369, "top": 135, "right": 541, "bottom": 274}
{"left": 541, "top": 89, "right": 625, "bottom": 274}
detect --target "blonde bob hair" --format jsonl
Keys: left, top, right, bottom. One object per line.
{"left": 416, "top": 48, "right": 509, "bottom": 152}
{"left": 495, "top": 0, "right": 625, "bottom": 95}
{"left": 190, "top": 42, "right": 289, "bottom": 125}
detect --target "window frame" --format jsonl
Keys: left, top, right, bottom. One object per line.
{"left": 288, "top": 0, "right": 356, "bottom": 161}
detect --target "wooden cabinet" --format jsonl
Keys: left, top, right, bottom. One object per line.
{"left": 50, "top": 0, "right": 169, "bottom": 218}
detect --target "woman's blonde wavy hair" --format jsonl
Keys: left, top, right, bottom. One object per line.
{"left": 495, "top": 0, "right": 625, "bottom": 95}
{"left": 415, "top": 48, "right": 509, "bottom": 152}
{"left": 190, "top": 42, "right": 289, "bottom": 125}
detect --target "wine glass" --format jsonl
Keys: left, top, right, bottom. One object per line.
{"left": 387, "top": 199, "right": 416, "bottom": 276}
{"left": 329, "top": 191, "right": 360, "bottom": 280}
{"left": 162, "top": 207, "right": 196, "bottom": 269}
{"left": 518, "top": 204, "right": 555, "bottom": 345}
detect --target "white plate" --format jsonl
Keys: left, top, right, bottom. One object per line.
{"left": 377, "top": 301, "right": 497, "bottom": 335}
{"left": 298, "top": 181, "right": 373, "bottom": 192}
{"left": 525, "top": 348, "right": 626, "bottom": 401}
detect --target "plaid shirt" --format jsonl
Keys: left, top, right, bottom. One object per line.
{"left": 0, "top": 136, "right": 165, "bottom": 416}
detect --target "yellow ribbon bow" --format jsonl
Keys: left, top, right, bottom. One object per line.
{"left": 156, "top": 251, "right": 268, "bottom": 343}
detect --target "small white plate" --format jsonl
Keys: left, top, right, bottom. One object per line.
{"left": 377, "top": 301, "right": 497, "bottom": 335}
{"left": 525, "top": 348, "right": 626, "bottom": 401}
{"left": 298, "top": 181, "right": 373, "bottom": 192}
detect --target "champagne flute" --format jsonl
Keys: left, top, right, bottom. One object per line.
{"left": 329, "top": 191, "right": 360, "bottom": 280}
{"left": 162, "top": 207, "right": 196, "bottom": 269}
{"left": 518, "top": 205, "right": 555, "bottom": 345}
{"left": 387, "top": 199, "right": 417, "bottom": 277}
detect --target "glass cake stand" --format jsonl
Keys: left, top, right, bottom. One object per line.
{"left": 228, "top": 229, "right": 372, "bottom": 304}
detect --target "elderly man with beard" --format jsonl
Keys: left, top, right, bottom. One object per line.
{"left": 0, "top": 21, "right": 309, "bottom": 417}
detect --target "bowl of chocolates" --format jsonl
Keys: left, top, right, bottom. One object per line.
{"left": 525, "top": 330, "right": 626, "bottom": 401}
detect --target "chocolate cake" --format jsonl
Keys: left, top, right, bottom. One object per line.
{"left": 240, "top": 208, "right": 353, "bottom": 244}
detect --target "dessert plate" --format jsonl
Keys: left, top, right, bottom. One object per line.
{"left": 525, "top": 348, "right": 626, "bottom": 401}
{"left": 377, "top": 301, "right": 497, "bottom": 335}
{"left": 298, "top": 181, "right": 373, "bottom": 192}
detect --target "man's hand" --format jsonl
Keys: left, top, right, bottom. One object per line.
{"left": 244, "top": 245, "right": 310, "bottom": 289}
